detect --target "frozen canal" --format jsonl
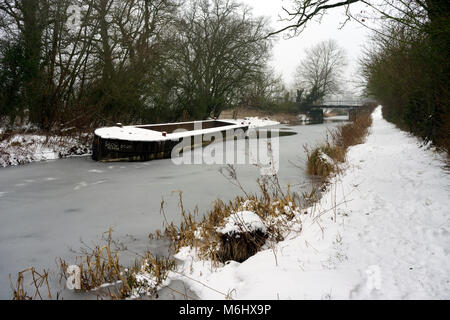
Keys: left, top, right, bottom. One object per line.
{"left": 0, "top": 120, "right": 345, "bottom": 298}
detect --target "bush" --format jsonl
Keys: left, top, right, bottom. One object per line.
{"left": 361, "top": 23, "right": 449, "bottom": 152}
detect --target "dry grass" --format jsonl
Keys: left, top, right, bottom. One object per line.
{"left": 10, "top": 268, "right": 53, "bottom": 300}
{"left": 9, "top": 112, "right": 373, "bottom": 299}
{"left": 306, "top": 108, "right": 374, "bottom": 178}
{"left": 217, "top": 230, "right": 268, "bottom": 263}
{"left": 161, "top": 170, "right": 303, "bottom": 265}
{"left": 58, "top": 229, "right": 129, "bottom": 296}
{"left": 305, "top": 139, "right": 344, "bottom": 177}
{"left": 56, "top": 228, "right": 175, "bottom": 299}
{"left": 12, "top": 176, "right": 308, "bottom": 299}
{"left": 127, "top": 253, "right": 176, "bottom": 298}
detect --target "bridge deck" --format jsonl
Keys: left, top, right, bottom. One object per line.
{"left": 312, "top": 105, "right": 363, "bottom": 109}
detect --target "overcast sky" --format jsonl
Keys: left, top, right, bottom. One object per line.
{"left": 241, "top": 0, "right": 371, "bottom": 95}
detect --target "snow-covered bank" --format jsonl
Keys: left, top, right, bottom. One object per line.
{"left": 168, "top": 106, "right": 450, "bottom": 299}
{"left": 0, "top": 134, "right": 91, "bottom": 168}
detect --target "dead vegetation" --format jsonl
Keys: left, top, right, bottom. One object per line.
{"left": 9, "top": 110, "right": 375, "bottom": 300}
{"left": 161, "top": 168, "right": 304, "bottom": 265}
{"left": 217, "top": 229, "right": 269, "bottom": 263}
{"left": 9, "top": 173, "right": 307, "bottom": 300}
{"left": 128, "top": 253, "right": 176, "bottom": 298}
{"left": 57, "top": 229, "right": 176, "bottom": 299}
{"left": 58, "top": 229, "right": 130, "bottom": 297}
{"left": 10, "top": 228, "right": 175, "bottom": 300}
{"left": 10, "top": 268, "right": 54, "bottom": 300}
{"left": 306, "top": 108, "right": 374, "bottom": 178}
{"left": 9, "top": 146, "right": 330, "bottom": 300}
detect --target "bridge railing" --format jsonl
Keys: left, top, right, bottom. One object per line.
{"left": 319, "top": 100, "right": 364, "bottom": 106}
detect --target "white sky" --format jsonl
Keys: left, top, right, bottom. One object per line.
{"left": 241, "top": 0, "right": 371, "bottom": 95}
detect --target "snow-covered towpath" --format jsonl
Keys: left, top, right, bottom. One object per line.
{"left": 329, "top": 107, "right": 450, "bottom": 299}
{"left": 170, "top": 106, "right": 450, "bottom": 300}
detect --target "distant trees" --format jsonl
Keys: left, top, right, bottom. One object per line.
{"left": 355, "top": 1, "right": 449, "bottom": 151}
{"left": 171, "top": 0, "right": 271, "bottom": 119}
{"left": 238, "top": 68, "right": 286, "bottom": 111}
{"left": 361, "top": 20, "right": 449, "bottom": 150}
{"left": 0, "top": 0, "right": 272, "bottom": 131}
{"left": 294, "top": 39, "right": 347, "bottom": 112}
{"left": 0, "top": 0, "right": 180, "bottom": 129}
{"left": 274, "top": 0, "right": 449, "bottom": 150}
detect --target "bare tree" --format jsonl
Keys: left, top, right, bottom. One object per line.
{"left": 270, "top": 0, "right": 445, "bottom": 38}
{"left": 171, "top": 0, "right": 271, "bottom": 119}
{"left": 238, "top": 68, "right": 286, "bottom": 110}
{"left": 295, "top": 39, "right": 347, "bottom": 104}
{"left": 0, "top": 0, "right": 275, "bottom": 127}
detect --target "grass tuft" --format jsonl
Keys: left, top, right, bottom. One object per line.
{"left": 306, "top": 108, "right": 374, "bottom": 178}
{"left": 161, "top": 174, "right": 303, "bottom": 265}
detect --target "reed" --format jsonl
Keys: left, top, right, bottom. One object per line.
{"left": 161, "top": 174, "right": 303, "bottom": 265}
{"left": 10, "top": 268, "right": 53, "bottom": 300}
{"left": 58, "top": 228, "right": 130, "bottom": 297}
{"left": 306, "top": 108, "right": 374, "bottom": 178}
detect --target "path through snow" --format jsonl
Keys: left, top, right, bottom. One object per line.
{"left": 170, "top": 107, "right": 450, "bottom": 300}
{"left": 336, "top": 107, "right": 450, "bottom": 299}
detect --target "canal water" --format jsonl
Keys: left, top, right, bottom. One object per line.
{"left": 0, "top": 119, "right": 347, "bottom": 299}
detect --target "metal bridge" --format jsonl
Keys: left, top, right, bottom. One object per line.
{"left": 311, "top": 100, "right": 365, "bottom": 109}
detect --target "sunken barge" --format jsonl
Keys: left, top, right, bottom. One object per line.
{"left": 92, "top": 119, "right": 250, "bottom": 162}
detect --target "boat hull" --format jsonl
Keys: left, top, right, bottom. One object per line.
{"left": 92, "top": 120, "right": 249, "bottom": 162}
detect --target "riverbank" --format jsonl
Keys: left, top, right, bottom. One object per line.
{"left": 7, "top": 107, "right": 449, "bottom": 299}
{"left": 219, "top": 107, "right": 300, "bottom": 124}
{"left": 0, "top": 117, "right": 279, "bottom": 168}
{"left": 166, "top": 106, "right": 450, "bottom": 299}
{"left": 2, "top": 118, "right": 347, "bottom": 299}
{"left": 0, "top": 133, "right": 91, "bottom": 168}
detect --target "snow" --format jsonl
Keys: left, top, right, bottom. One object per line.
{"left": 0, "top": 120, "right": 341, "bottom": 299}
{"left": 0, "top": 134, "right": 91, "bottom": 168}
{"left": 0, "top": 118, "right": 279, "bottom": 168}
{"left": 94, "top": 118, "right": 279, "bottom": 142}
{"left": 298, "top": 114, "right": 308, "bottom": 122}
{"left": 318, "top": 150, "right": 334, "bottom": 165}
{"left": 217, "top": 211, "right": 267, "bottom": 235}
{"left": 94, "top": 126, "right": 168, "bottom": 141}
{"left": 240, "top": 117, "right": 279, "bottom": 129}
{"left": 167, "top": 106, "right": 450, "bottom": 300}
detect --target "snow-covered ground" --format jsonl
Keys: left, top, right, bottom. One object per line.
{"left": 167, "top": 106, "right": 450, "bottom": 299}
{"left": 0, "top": 134, "right": 91, "bottom": 168}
